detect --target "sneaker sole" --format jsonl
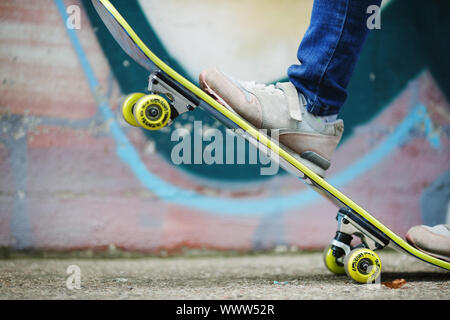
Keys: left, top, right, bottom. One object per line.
{"left": 405, "top": 233, "right": 450, "bottom": 263}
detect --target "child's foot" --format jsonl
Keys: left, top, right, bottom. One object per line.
{"left": 406, "top": 224, "right": 450, "bottom": 262}
{"left": 199, "top": 69, "right": 344, "bottom": 177}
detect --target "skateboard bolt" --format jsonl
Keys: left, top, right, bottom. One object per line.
{"left": 360, "top": 261, "right": 369, "bottom": 273}
{"left": 149, "top": 107, "right": 159, "bottom": 117}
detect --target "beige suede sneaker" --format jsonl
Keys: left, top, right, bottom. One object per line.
{"left": 199, "top": 68, "right": 344, "bottom": 177}
{"left": 406, "top": 224, "right": 450, "bottom": 262}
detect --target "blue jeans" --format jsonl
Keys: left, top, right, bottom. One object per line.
{"left": 288, "top": 0, "right": 382, "bottom": 116}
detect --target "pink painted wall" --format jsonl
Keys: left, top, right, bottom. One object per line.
{"left": 0, "top": 0, "right": 449, "bottom": 253}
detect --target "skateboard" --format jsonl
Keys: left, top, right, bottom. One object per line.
{"left": 92, "top": 0, "right": 450, "bottom": 283}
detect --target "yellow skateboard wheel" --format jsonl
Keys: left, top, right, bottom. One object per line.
{"left": 344, "top": 248, "right": 381, "bottom": 284}
{"left": 133, "top": 94, "right": 171, "bottom": 131}
{"left": 323, "top": 245, "right": 346, "bottom": 275}
{"left": 122, "top": 93, "right": 145, "bottom": 127}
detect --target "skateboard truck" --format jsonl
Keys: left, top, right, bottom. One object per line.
{"left": 330, "top": 208, "right": 390, "bottom": 259}
{"left": 148, "top": 70, "right": 200, "bottom": 120}
{"left": 121, "top": 70, "right": 201, "bottom": 131}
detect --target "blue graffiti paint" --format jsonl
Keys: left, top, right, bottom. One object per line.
{"left": 5, "top": 133, "right": 33, "bottom": 249}
{"left": 55, "top": 0, "right": 439, "bottom": 216}
{"left": 329, "top": 104, "right": 433, "bottom": 187}
{"left": 424, "top": 112, "right": 441, "bottom": 149}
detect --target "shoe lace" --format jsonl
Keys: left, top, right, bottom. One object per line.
{"left": 238, "top": 80, "right": 284, "bottom": 96}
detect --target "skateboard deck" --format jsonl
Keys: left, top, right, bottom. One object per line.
{"left": 92, "top": 0, "right": 450, "bottom": 282}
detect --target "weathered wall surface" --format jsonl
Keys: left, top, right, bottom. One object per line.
{"left": 0, "top": 0, "right": 449, "bottom": 252}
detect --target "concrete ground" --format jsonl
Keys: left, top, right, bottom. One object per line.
{"left": 0, "top": 251, "right": 449, "bottom": 300}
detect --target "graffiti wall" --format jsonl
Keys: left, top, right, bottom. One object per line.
{"left": 0, "top": 0, "right": 449, "bottom": 252}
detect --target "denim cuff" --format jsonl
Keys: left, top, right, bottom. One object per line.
{"left": 306, "top": 100, "right": 340, "bottom": 117}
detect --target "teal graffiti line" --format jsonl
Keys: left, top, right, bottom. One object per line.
{"left": 424, "top": 114, "right": 441, "bottom": 149}
{"left": 329, "top": 104, "right": 434, "bottom": 187}
{"left": 55, "top": 0, "right": 436, "bottom": 216}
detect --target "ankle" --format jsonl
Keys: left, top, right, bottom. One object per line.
{"left": 317, "top": 114, "right": 339, "bottom": 123}
{"left": 296, "top": 91, "right": 339, "bottom": 123}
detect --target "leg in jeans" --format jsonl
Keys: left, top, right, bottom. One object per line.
{"left": 288, "top": 0, "right": 382, "bottom": 116}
